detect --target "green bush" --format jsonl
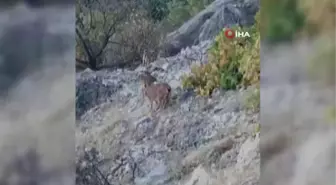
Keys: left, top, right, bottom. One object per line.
{"left": 182, "top": 11, "right": 260, "bottom": 96}
{"left": 261, "top": 0, "right": 305, "bottom": 43}
{"left": 146, "top": 0, "right": 171, "bottom": 22}
{"left": 181, "top": 62, "right": 221, "bottom": 96}
{"left": 166, "top": 0, "right": 191, "bottom": 28}
{"left": 165, "top": 0, "right": 214, "bottom": 28}
{"left": 239, "top": 12, "right": 260, "bottom": 87}
{"left": 142, "top": 0, "right": 213, "bottom": 28}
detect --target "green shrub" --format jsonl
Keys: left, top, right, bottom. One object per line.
{"left": 181, "top": 62, "right": 221, "bottom": 96}
{"left": 142, "top": 0, "right": 214, "bottom": 29}
{"left": 186, "top": 0, "right": 213, "bottom": 15}
{"left": 239, "top": 38, "right": 260, "bottom": 87}
{"left": 146, "top": 0, "right": 171, "bottom": 22}
{"left": 166, "top": 1, "right": 191, "bottom": 28}
{"left": 182, "top": 11, "right": 260, "bottom": 96}
{"left": 261, "top": 0, "right": 305, "bottom": 43}
{"left": 165, "top": 0, "right": 214, "bottom": 28}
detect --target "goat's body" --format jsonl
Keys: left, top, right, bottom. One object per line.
{"left": 143, "top": 83, "right": 171, "bottom": 112}
{"left": 157, "top": 83, "right": 171, "bottom": 109}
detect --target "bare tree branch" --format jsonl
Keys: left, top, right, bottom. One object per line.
{"left": 94, "top": 16, "right": 121, "bottom": 59}
{"left": 76, "top": 28, "right": 98, "bottom": 69}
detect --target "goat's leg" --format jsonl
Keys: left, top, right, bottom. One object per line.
{"left": 141, "top": 89, "right": 144, "bottom": 103}
{"left": 162, "top": 96, "right": 167, "bottom": 109}
{"left": 163, "top": 99, "right": 167, "bottom": 109}
{"left": 154, "top": 100, "right": 161, "bottom": 112}
{"left": 149, "top": 100, "right": 153, "bottom": 111}
{"left": 162, "top": 98, "right": 167, "bottom": 109}
{"left": 161, "top": 95, "right": 169, "bottom": 109}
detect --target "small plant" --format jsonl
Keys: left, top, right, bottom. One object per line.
{"left": 146, "top": 0, "right": 171, "bottom": 22}
{"left": 182, "top": 11, "right": 260, "bottom": 96}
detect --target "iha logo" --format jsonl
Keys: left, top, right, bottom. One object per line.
{"left": 224, "top": 28, "right": 250, "bottom": 39}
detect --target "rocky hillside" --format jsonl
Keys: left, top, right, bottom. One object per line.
{"left": 75, "top": 0, "right": 260, "bottom": 185}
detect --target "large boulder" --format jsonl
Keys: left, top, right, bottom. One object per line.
{"left": 160, "top": 0, "right": 259, "bottom": 57}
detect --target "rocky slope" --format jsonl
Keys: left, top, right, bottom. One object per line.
{"left": 75, "top": 0, "right": 261, "bottom": 184}
{"left": 76, "top": 38, "right": 260, "bottom": 185}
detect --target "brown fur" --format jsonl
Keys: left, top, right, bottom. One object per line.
{"left": 143, "top": 83, "right": 171, "bottom": 112}
{"left": 157, "top": 83, "right": 171, "bottom": 109}
{"left": 139, "top": 72, "right": 157, "bottom": 103}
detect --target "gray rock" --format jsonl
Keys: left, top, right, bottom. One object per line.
{"left": 161, "top": 0, "right": 259, "bottom": 57}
